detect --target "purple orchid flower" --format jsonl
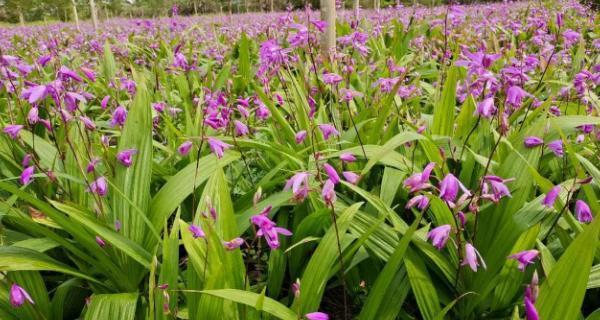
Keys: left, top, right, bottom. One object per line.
{"left": 20, "top": 166, "right": 35, "bottom": 185}
{"left": 542, "top": 186, "right": 561, "bottom": 208}
{"left": 9, "top": 284, "right": 34, "bottom": 308}
{"left": 427, "top": 225, "right": 451, "bottom": 250}
{"left": 318, "top": 124, "right": 339, "bottom": 140}
{"left": 116, "top": 149, "right": 137, "bottom": 167}
{"left": 575, "top": 200, "right": 593, "bottom": 223}
{"left": 524, "top": 136, "right": 543, "bottom": 148}
{"left": 189, "top": 224, "right": 205, "bottom": 239}
{"left": 3, "top": 125, "right": 23, "bottom": 139}
{"left": 178, "top": 141, "right": 193, "bottom": 156}
{"left": 404, "top": 162, "right": 435, "bottom": 192}
{"left": 508, "top": 250, "right": 539, "bottom": 271}
{"left": 323, "top": 163, "right": 340, "bottom": 184}
{"left": 462, "top": 242, "right": 486, "bottom": 272}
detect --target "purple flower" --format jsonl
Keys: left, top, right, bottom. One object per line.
{"left": 80, "top": 67, "right": 96, "bottom": 82}
{"left": 439, "top": 174, "right": 471, "bottom": 203}
{"left": 318, "top": 124, "right": 339, "bottom": 140}
{"left": 284, "top": 172, "right": 310, "bottom": 201}
{"left": 508, "top": 250, "right": 539, "bottom": 271}
{"left": 524, "top": 136, "right": 543, "bottom": 148}
{"left": 339, "top": 88, "right": 363, "bottom": 102}
{"left": 80, "top": 116, "right": 96, "bottom": 131}
{"left": 404, "top": 162, "right": 435, "bottom": 192}
{"left": 20, "top": 166, "right": 35, "bottom": 185}
{"left": 223, "top": 238, "right": 244, "bottom": 250}
{"left": 95, "top": 236, "right": 106, "bottom": 247}
{"left": 542, "top": 186, "right": 561, "bottom": 208}
{"left": 22, "top": 85, "right": 47, "bottom": 104}
{"left": 3, "top": 125, "right": 23, "bottom": 139}
{"left": 86, "top": 158, "right": 100, "bottom": 173}
{"left": 58, "top": 66, "right": 82, "bottom": 82}
{"left": 575, "top": 200, "right": 593, "bottom": 223}
{"left": 178, "top": 141, "right": 193, "bottom": 156}
{"left": 323, "top": 163, "right": 340, "bottom": 184}
{"left": 9, "top": 284, "right": 34, "bottom": 308}
{"left": 342, "top": 171, "right": 360, "bottom": 185}
{"left": 547, "top": 140, "right": 563, "bottom": 157}
{"left": 506, "top": 86, "right": 529, "bottom": 109}
{"left": 116, "top": 149, "right": 137, "bottom": 167}
{"left": 340, "top": 153, "right": 356, "bottom": 163}
{"left": 189, "top": 224, "right": 205, "bottom": 239}
{"left": 427, "top": 225, "right": 451, "bottom": 250}
{"left": 462, "top": 243, "right": 486, "bottom": 272}
{"left": 481, "top": 175, "right": 512, "bottom": 202}
{"left": 295, "top": 130, "right": 307, "bottom": 144}
{"left": 88, "top": 177, "right": 108, "bottom": 197}
{"left": 322, "top": 179, "right": 336, "bottom": 205}
{"left": 322, "top": 73, "right": 343, "bottom": 85}
{"left": 305, "top": 312, "right": 329, "bottom": 320}
{"left": 110, "top": 106, "right": 128, "bottom": 127}
{"left": 255, "top": 100, "right": 271, "bottom": 120}
{"left": 207, "top": 137, "right": 232, "bottom": 159}
{"left": 524, "top": 296, "right": 539, "bottom": 320}
{"left": 22, "top": 154, "right": 32, "bottom": 167}
{"left": 475, "top": 97, "right": 496, "bottom": 119}
{"left": 234, "top": 120, "right": 249, "bottom": 136}
{"left": 27, "top": 107, "right": 39, "bottom": 125}
{"left": 251, "top": 214, "right": 292, "bottom": 249}
{"left": 101, "top": 96, "right": 111, "bottom": 109}
{"left": 406, "top": 194, "right": 430, "bottom": 210}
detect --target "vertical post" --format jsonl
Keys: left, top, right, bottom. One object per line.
{"left": 72, "top": 0, "right": 80, "bottom": 31}
{"left": 374, "top": 0, "right": 380, "bottom": 11}
{"left": 270, "top": 0, "right": 274, "bottom": 12}
{"left": 89, "top": 0, "right": 99, "bottom": 31}
{"left": 320, "top": 0, "right": 336, "bottom": 58}
{"left": 353, "top": 0, "right": 359, "bottom": 20}
{"left": 18, "top": 8, "right": 25, "bottom": 27}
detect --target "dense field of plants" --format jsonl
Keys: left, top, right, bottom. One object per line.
{"left": 0, "top": 1, "right": 599, "bottom": 319}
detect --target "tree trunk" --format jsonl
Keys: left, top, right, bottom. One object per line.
{"left": 18, "top": 9, "right": 25, "bottom": 27}
{"left": 194, "top": 1, "right": 198, "bottom": 15}
{"left": 320, "top": 0, "right": 336, "bottom": 57}
{"left": 374, "top": 0, "right": 380, "bottom": 11}
{"left": 353, "top": 0, "right": 359, "bottom": 20}
{"left": 270, "top": 0, "right": 274, "bottom": 12}
{"left": 89, "top": 0, "right": 99, "bottom": 31}
{"left": 72, "top": 1, "right": 80, "bottom": 31}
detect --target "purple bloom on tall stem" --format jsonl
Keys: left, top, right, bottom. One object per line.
{"left": 285, "top": 172, "right": 310, "bottom": 201}
{"left": 318, "top": 124, "right": 339, "bottom": 140}
{"left": 234, "top": 120, "right": 249, "bottom": 136}
{"left": 295, "top": 130, "right": 307, "bottom": 144}
{"left": 100, "top": 96, "right": 110, "bottom": 109}
{"left": 189, "top": 224, "right": 205, "bottom": 239}
{"left": 323, "top": 163, "right": 340, "bottom": 184}
{"left": 547, "top": 140, "right": 564, "bottom": 157}
{"left": 88, "top": 177, "right": 108, "bottom": 197}
{"left": 481, "top": 175, "right": 512, "bottom": 202}
{"left": 322, "top": 179, "right": 336, "bottom": 205}
{"left": 506, "top": 86, "right": 529, "bottom": 108}
{"left": 340, "top": 153, "right": 356, "bottom": 163}
{"left": 524, "top": 136, "right": 543, "bottom": 148}
{"left": 80, "top": 116, "right": 96, "bottom": 131}
{"left": 508, "top": 250, "right": 539, "bottom": 271}
{"left": 20, "top": 166, "right": 35, "bottom": 185}
{"left": 3, "top": 125, "right": 23, "bottom": 139}
{"left": 439, "top": 173, "right": 471, "bottom": 204}
{"left": 58, "top": 66, "right": 82, "bottom": 82}
{"left": 542, "top": 186, "right": 561, "bottom": 208}
{"left": 95, "top": 236, "right": 106, "bottom": 247}
{"left": 322, "top": 72, "right": 343, "bottom": 85}
{"left": 427, "top": 225, "right": 451, "bottom": 250}
{"left": 207, "top": 137, "right": 232, "bottom": 159}
{"left": 524, "top": 296, "right": 539, "bottom": 320}
{"left": 9, "top": 284, "right": 34, "bottom": 308}
{"left": 475, "top": 97, "right": 496, "bottom": 119}
{"left": 110, "top": 106, "right": 128, "bottom": 127}
{"left": 404, "top": 162, "right": 435, "bottom": 192}
{"left": 250, "top": 213, "right": 292, "bottom": 249}
{"left": 305, "top": 312, "right": 329, "bottom": 320}
{"left": 80, "top": 67, "right": 96, "bottom": 82}
{"left": 406, "top": 194, "right": 430, "bottom": 210}
{"left": 342, "top": 171, "right": 360, "bottom": 185}
{"left": 462, "top": 242, "right": 486, "bottom": 272}
{"left": 22, "top": 85, "right": 47, "bottom": 104}
{"left": 575, "top": 200, "right": 593, "bottom": 223}
{"left": 178, "top": 141, "right": 193, "bottom": 156}
{"left": 117, "top": 149, "right": 137, "bottom": 167}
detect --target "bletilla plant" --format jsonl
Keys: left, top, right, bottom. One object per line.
{"left": 0, "top": 1, "right": 599, "bottom": 320}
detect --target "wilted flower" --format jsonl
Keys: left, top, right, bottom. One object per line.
{"left": 427, "top": 225, "right": 451, "bottom": 250}
{"left": 542, "top": 186, "right": 561, "bottom": 208}
{"left": 508, "top": 250, "right": 539, "bottom": 271}
{"left": 462, "top": 242, "right": 486, "bottom": 272}
{"left": 9, "top": 284, "right": 34, "bottom": 308}
{"left": 116, "top": 149, "right": 137, "bottom": 167}
{"left": 207, "top": 137, "right": 232, "bottom": 159}
{"left": 575, "top": 200, "right": 593, "bottom": 223}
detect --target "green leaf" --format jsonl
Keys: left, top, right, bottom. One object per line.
{"left": 405, "top": 248, "right": 441, "bottom": 319}
{"left": 199, "top": 289, "right": 296, "bottom": 320}
{"left": 432, "top": 66, "right": 458, "bottom": 136}
{"left": 83, "top": 293, "right": 138, "bottom": 320}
